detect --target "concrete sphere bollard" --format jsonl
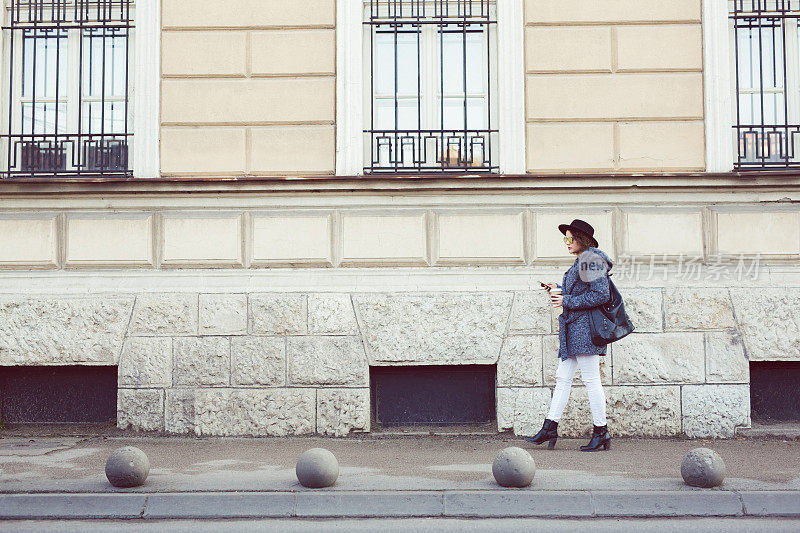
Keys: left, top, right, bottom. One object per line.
{"left": 105, "top": 446, "right": 150, "bottom": 488}
{"left": 492, "top": 447, "right": 536, "bottom": 488}
{"left": 296, "top": 448, "right": 339, "bottom": 488}
{"left": 681, "top": 448, "right": 726, "bottom": 488}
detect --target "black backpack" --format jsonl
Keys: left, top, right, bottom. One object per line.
{"left": 588, "top": 272, "right": 635, "bottom": 346}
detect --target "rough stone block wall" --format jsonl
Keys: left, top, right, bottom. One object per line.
{"left": 0, "top": 284, "right": 782, "bottom": 438}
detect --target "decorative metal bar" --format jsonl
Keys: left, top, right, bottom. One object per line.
{"left": 364, "top": 128, "right": 499, "bottom": 173}
{"left": 731, "top": 0, "right": 800, "bottom": 169}
{"left": 366, "top": 0, "right": 492, "bottom": 23}
{"left": 1, "top": 0, "right": 133, "bottom": 178}
{"left": 364, "top": 0, "right": 497, "bottom": 174}
{"left": 3, "top": 0, "right": 131, "bottom": 28}
{"left": 732, "top": 0, "right": 800, "bottom": 18}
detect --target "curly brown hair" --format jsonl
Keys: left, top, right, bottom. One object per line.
{"left": 569, "top": 229, "right": 595, "bottom": 253}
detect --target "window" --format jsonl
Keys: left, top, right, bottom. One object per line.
{"left": 363, "top": 0, "right": 498, "bottom": 174}
{"left": 1, "top": 0, "right": 133, "bottom": 178}
{"left": 730, "top": 0, "right": 800, "bottom": 169}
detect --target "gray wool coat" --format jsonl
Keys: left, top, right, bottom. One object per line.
{"left": 556, "top": 247, "right": 614, "bottom": 361}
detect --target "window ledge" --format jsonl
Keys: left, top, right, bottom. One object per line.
{"left": 0, "top": 172, "right": 799, "bottom": 196}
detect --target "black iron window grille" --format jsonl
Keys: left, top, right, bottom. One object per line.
{"left": 364, "top": 0, "right": 498, "bottom": 174}
{"left": 731, "top": 0, "right": 800, "bottom": 169}
{"left": 1, "top": 0, "right": 133, "bottom": 178}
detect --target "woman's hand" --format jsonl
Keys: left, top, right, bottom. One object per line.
{"left": 550, "top": 294, "right": 563, "bottom": 307}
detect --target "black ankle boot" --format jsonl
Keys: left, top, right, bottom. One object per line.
{"left": 580, "top": 424, "right": 611, "bottom": 451}
{"left": 524, "top": 419, "right": 559, "bottom": 450}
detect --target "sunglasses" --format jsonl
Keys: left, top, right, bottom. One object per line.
{"left": 563, "top": 236, "right": 574, "bottom": 244}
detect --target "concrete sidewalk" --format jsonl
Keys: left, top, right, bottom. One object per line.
{"left": 1, "top": 432, "right": 799, "bottom": 519}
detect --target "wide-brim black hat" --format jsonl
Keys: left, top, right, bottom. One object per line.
{"left": 558, "top": 219, "right": 598, "bottom": 248}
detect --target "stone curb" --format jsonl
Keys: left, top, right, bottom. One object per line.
{"left": 1, "top": 491, "right": 799, "bottom": 519}
{"left": 0, "top": 494, "right": 147, "bottom": 519}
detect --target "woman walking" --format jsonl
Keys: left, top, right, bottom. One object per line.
{"left": 526, "top": 219, "right": 613, "bottom": 452}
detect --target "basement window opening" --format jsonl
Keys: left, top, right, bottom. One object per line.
{"left": 370, "top": 364, "right": 496, "bottom": 429}
{"left": 750, "top": 361, "right": 800, "bottom": 423}
{"left": 0, "top": 365, "right": 118, "bottom": 424}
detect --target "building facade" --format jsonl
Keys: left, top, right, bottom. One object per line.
{"left": 0, "top": 0, "right": 798, "bottom": 438}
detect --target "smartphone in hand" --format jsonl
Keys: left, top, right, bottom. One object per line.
{"left": 539, "top": 281, "right": 551, "bottom": 291}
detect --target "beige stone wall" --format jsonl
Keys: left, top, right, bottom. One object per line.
{"left": 524, "top": 0, "right": 705, "bottom": 172}
{"left": 158, "top": 0, "right": 708, "bottom": 176}
{"left": 159, "top": 0, "right": 336, "bottom": 177}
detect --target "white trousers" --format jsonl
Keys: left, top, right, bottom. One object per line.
{"left": 547, "top": 354, "right": 607, "bottom": 426}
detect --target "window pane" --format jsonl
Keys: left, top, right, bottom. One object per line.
{"left": 82, "top": 101, "right": 127, "bottom": 134}
{"left": 82, "top": 31, "right": 127, "bottom": 99}
{"left": 21, "top": 102, "right": 68, "bottom": 134}
{"left": 738, "top": 90, "right": 786, "bottom": 125}
{"left": 764, "top": 92, "right": 786, "bottom": 124}
{"left": 737, "top": 25, "right": 785, "bottom": 91}
{"left": 441, "top": 31, "right": 485, "bottom": 94}
{"left": 375, "top": 98, "right": 420, "bottom": 130}
{"left": 108, "top": 35, "right": 128, "bottom": 98}
{"left": 374, "top": 31, "right": 419, "bottom": 96}
{"left": 441, "top": 97, "right": 487, "bottom": 130}
{"left": 22, "top": 31, "right": 68, "bottom": 98}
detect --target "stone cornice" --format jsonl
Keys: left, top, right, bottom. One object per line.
{"left": 0, "top": 172, "right": 800, "bottom": 197}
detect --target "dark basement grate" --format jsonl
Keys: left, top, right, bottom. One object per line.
{"left": 0, "top": 365, "right": 117, "bottom": 424}
{"left": 750, "top": 361, "right": 800, "bottom": 423}
{"left": 370, "top": 364, "right": 496, "bottom": 428}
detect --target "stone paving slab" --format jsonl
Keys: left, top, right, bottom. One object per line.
{"left": 2, "top": 491, "right": 800, "bottom": 519}
{"left": 2, "top": 436, "right": 799, "bottom": 494}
